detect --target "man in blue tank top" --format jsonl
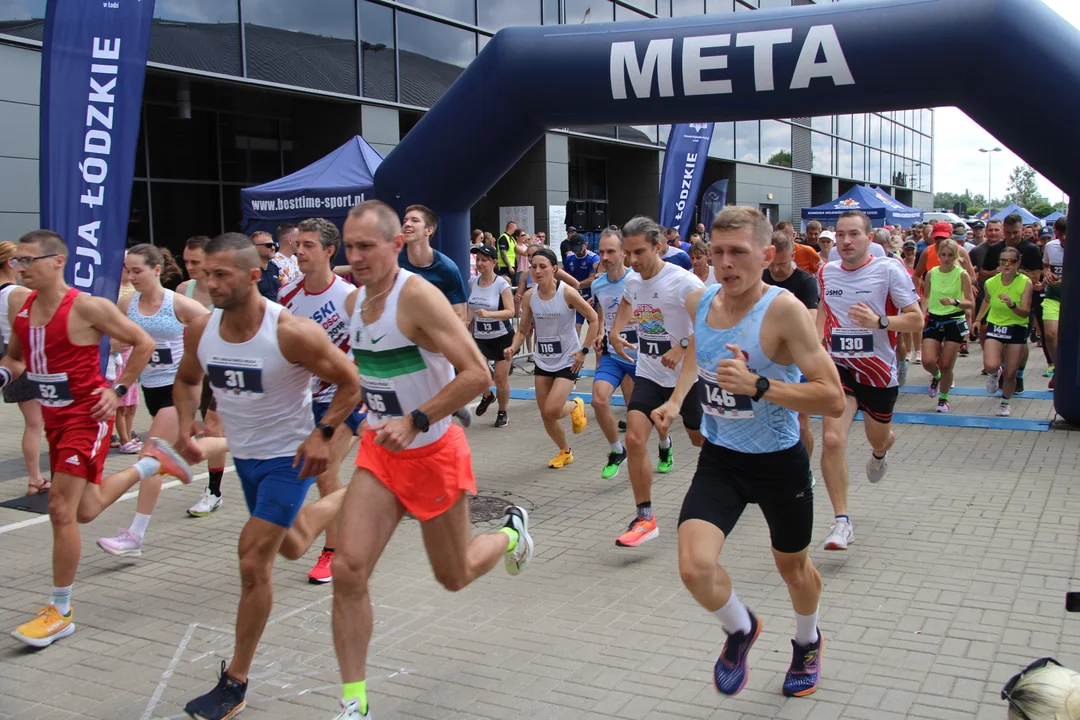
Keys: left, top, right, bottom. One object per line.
{"left": 562, "top": 234, "right": 600, "bottom": 330}
{"left": 652, "top": 207, "right": 845, "bottom": 701}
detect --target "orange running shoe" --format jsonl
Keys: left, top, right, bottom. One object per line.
{"left": 570, "top": 397, "right": 587, "bottom": 434}
{"left": 615, "top": 516, "right": 659, "bottom": 547}
{"left": 11, "top": 605, "right": 74, "bottom": 648}
{"left": 146, "top": 437, "right": 193, "bottom": 484}
{"left": 548, "top": 448, "right": 574, "bottom": 468}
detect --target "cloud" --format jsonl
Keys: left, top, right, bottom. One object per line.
{"left": 932, "top": 0, "right": 1076, "bottom": 204}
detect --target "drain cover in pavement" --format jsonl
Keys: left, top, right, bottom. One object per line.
{"left": 469, "top": 495, "right": 508, "bottom": 523}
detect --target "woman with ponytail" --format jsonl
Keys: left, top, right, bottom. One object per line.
{"left": 1003, "top": 658, "right": 1080, "bottom": 719}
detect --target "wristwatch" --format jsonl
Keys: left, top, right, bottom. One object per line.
{"left": 113, "top": 383, "right": 128, "bottom": 398}
{"left": 878, "top": 315, "right": 890, "bottom": 329}
{"left": 580, "top": 347, "right": 590, "bottom": 355}
{"left": 752, "top": 376, "right": 770, "bottom": 402}
{"left": 679, "top": 337, "right": 690, "bottom": 349}
{"left": 410, "top": 408, "right": 431, "bottom": 433}
{"left": 316, "top": 423, "right": 335, "bottom": 440}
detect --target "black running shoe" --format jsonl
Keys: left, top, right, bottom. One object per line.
{"left": 493, "top": 411, "right": 508, "bottom": 428}
{"left": 618, "top": 418, "right": 627, "bottom": 431}
{"left": 783, "top": 632, "right": 822, "bottom": 697}
{"left": 476, "top": 393, "right": 496, "bottom": 417}
{"left": 185, "top": 661, "right": 246, "bottom": 720}
{"left": 1015, "top": 377, "right": 1025, "bottom": 395}
{"left": 959, "top": 342, "right": 969, "bottom": 357}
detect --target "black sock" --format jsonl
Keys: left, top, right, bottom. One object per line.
{"left": 208, "top": 467, "right": 224, "bottom": 497}
{"left": 323, "top": 547, "right": 335, "bottom": 554}
{"left": 637, "top": 502, "right": 653, "bottom": 521}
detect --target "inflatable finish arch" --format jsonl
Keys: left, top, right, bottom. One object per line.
{"left": 374, "top": 0, "right": 1080, "bottom": 425}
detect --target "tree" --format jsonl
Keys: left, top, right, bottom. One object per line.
{"left": 1030, "top": 201, "right": 1055, "bottom": 219}
{"left": 767, "top": 149, "right": 792, "bottom": 168}
{"left": 933, "top": 189, "right": 990, "bottom": 214}
{"left": 1005, "top": 164, "right": 1042, "bottom": 209}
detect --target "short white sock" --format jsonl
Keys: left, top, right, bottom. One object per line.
{"left": 659, "top": 436, "right": 672, "bottom": 449}
{"left": 50, "top": 585, "right": 72, "bottom": 615}
{"left": 133, "top": 456, "right": 161, "bottom": 481}
{"left": 610, "top": 440, "right": 624, "bottom": 454}
{"left": 794, "top": 610, "right": 819, "bottom": 646}
{"left": 713, "top": 590, "right": 752, "bottom": 635}
{"left": 130, "top": 512, "right": 151, "bottom": 540}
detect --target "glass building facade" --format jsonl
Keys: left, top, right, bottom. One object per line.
{"left": 0, "top": 0, "right": 933, "bottom": 247}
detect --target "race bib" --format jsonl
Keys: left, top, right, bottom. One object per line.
{"left": 987, "top": 324, "right": 1012, "bottom": 340}
{"left": 640, "top": 335, "right": 672, "bottom": 358}
{"left": 361, "top": 377, "right": 403, "bottom": 417}
{"left": 619, "top": 329, "right": 639, "bottom": 345}
{"left": 149, "top": 345, "right": 174, "bottom": 367}
{"left": 536, "top": 337, "right": 563, "bottom": 357}
{"left": 27, "top": 372, "right": 73, "bottom": 408}
{"left": 830, "top": 328, "right": 874, "bottom": 358}
{"left": 955, "top": 319, "right": 969, "bottom": 336}
{"left": 207, "top": 358, "right": 265, "bottom": 396}
{"left": 698, "top": 369, "right": 754, "bottom": 419}
{"left": 476, "top": 320, "right": 499, "bottom": 335}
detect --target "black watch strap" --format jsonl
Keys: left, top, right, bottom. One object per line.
{"left": 317, "top": 423, "right": 335, "bottom": 440}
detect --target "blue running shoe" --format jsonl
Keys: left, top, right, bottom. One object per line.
{"left": 783, "top": 632, "right": 822, "bottom": 697}
{"left": 713, "top": 611, "right": 761, "bottom": 696}
{"left": 184, "top": 660, "right": 247, "bottom": 719}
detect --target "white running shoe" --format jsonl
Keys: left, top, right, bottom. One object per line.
{"left": 502, "top": 506, "right": 533, "bottom": 576}
{"left": 333, "top": 699, "right": 369, "bottom": 718}
{"left": 866, "top": 452, "right": 888, "bottom": 484}
{"left": 97, "top": 529, "right": 143, "bottom": 557}
{"left": 897, "top": 359, "right": 909, "bottom": 388}
{"left": 188, "top": 488, "right": 223, "bottom": 517}
{"left": 997, "top": 402, "right": 1011, "bottom": 417}
{"left": 823, "top": 521, "right": 853, "bottom": 551}
{"left": 985, "top": 371, "right": 999, "bottom": 396}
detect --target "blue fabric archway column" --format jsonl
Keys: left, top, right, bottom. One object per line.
{"left": 373, "top": 0, "right": 1080, "bottom": 424}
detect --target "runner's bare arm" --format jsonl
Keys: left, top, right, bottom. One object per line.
{"left": 607, "top": 297, "right": 636, "bottom": 362}
{"left": 506, "top": 288, "right": 535, "bottom": 358}
{"left": 913, "top": 251, "right": 929, "bottom": 294}
{"left": 452, "top": 302, "right": 469, "bottom": 325}
{"left": 651, "top": 288, "right": 705, "bottom": 431}
{"left": 0, "top": 289, "right": 28, "bottom": 378}
{"left": 958, "top": 272, "right": 975, "bottom": 310}
{"left": 172, "top": 293, "right": 211, "bottom": 325}
{"left": 564, "top": 283, "right": 600, "bottom": 348}
{"left": 975, "top": 294, "right": 991, "bottom": 324}
{"left": 556, "top": 269, "right": 580, "bottom": 289}
{"left": 476, "top": 286, "right": 517, "bottom": 321}
{"left": 1011, "top": 281, "right": 1034, "bottom": 319}
{"left": 80, "top": 294, "right": 155, "bottom": 390}
{"left": 343, "top": 287, "right": 360, "bottom": 318}
{"left": 333, "top": 264, "right": 352, "bottom": 277}
{"left": 753, "top": 292, "right": 845, "bottom": 417}
{"left": 173, "top": 314, "right": 208, "bottom": 462}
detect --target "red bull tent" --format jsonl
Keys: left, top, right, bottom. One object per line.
{"left": 240, "top": 135, "right": 383, "bottom": 235}
{"left": 801, "top": 185, "right": 923, "bottom": 228}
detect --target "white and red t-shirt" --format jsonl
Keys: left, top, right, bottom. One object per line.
{"left": 278, "top": 275, "right": 355, "bottom": 403}
{"left": 819, "top": 256, "right": 919, "bottom": 388}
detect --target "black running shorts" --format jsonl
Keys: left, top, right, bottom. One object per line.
{"left": 142, "top": 384, "right": 174, "bottom": 418}
{"left": 627, "top": 376, "right": 703, "bottom": 431}
{"left": 834, "top": 364, "right": 898, "bottom": 424}
{"left": 923, "top": 314, "right": 968, "bottom": 344}
{"left": 475, "top": 334, "right": 513, "bottom": 364}
{"left": 678, "top": 440, "right": 813, "bottom": 554}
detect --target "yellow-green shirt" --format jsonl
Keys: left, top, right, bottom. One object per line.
{"left": 984, "top": 273, "right": 1030, "bottom": 327}
{"left": 926, "top": 265, "right": 965, "bottom": 317}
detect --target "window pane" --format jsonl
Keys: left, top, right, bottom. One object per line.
{"left": 759, "top": 0, "right": 791, "bottom": 7}
{"left": 706, "top": 0, "right": 733, "bottom": 12}
{"left": 619, "top": 125, "right": 658, "bottom": 144}
{"left": 243, "top": 0, "right": 357, "bottom": 95}
{"left": 881, "top": 153, "right": 892, "bottom": 186}
{"left": 835, "top": 114, "right": 851, "bottom": 140}
{"left": 360, "top": 1, "right": 396, "bottom": 102}
{"left": 0, "top": 0, "right": 45, "bottom": 40}
{"left": 811, "top": 132, "right": 831, "bottom": 174}
{"left": 810, "top": 115, "right": 831, "bottom": 133}
{"left": 672, "top": 0, "right": 704, "bottom": 16}
{"left": 397, "top": 0, "right": 474, "bottom": 25}
{"left": 222, "top": 184, "right": 244, "bottom": 234}
{"left": 616, "top": 4, "right": 649, "bottom": 20}
{"left": 479, "top": 0, "right": 541, "bottom": 31}
{"left": 852, "top": 113, "right": 865, "bottom": 144}
{"left": 543, "top": 0, "right": 560, "bottom": 23}
{"left": 869, "top": 149, "right": 881, "bottom": 185}
{"left": 735, "top": 120, "right": 759, "bottom": 163}
{"left": 151, "top": 182, "right": 222, "bottom": 251}
{"left": 625, "top": 0, "right": 658, "bottom": 13}
{"left": 658, "top": 124, "right": 671, "bottom": 146}
{"left": 880, "top": 120, "right": 893, "bottom": 154}
{"left": 151, "top": 0, "right": 241, "bottom": 76}
{"left": 836, "top": 140, "right": 852, "bottom": 179}
{"left": 761, "top": 120, "right": 791, "bottom": 167}
{"left": 128, "top": 181, "right": 151, "bottom": 246}
{"left": 219, "top": 113, "right": 281, "bottom": 184}
{"left": 398, "top": 12, "right": 476, "bottom": 108}
{"left": 869, "top": 113, "right": 881, "bottom": 148}
{"left": 709, "top": 122, "right": 734, "bottom": 159}
{"left": 565, "top": 0, "right": 614, "bottom": 22}
{"left": 146, "top": 104, "right": 218, "bottom": 181}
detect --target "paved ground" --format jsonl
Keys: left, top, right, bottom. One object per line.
{"left": 0, "top": 345, "right": 1077, "bottom": 720}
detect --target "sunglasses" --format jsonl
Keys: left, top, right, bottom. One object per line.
{"left": 1002, "top": 657, "right": 1062, "bottom": 720}
{"left": 1000, "top": 258, "right": 1019, "bottom": 265}
{"left": 253, "top": 242, "right": 276, "bottom": 249}
{"left": 9, "top": 254, "right": 58, "bottom": 269}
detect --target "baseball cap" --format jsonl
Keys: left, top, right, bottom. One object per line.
{"left": 903, "top": 241, "right": 916, "bottom": 250}
{"left": 1040, "top": 226, "right": 1054, "bottom": 239}
{"left": 566, "top": 226, "right": 578, "bottom": 234}
{"left": 970, "top": 220, "right": 986, "bottom": 229}
{"left": 931, "top": 221, "right": 953, "bottom": 239}
{"left": 819, "top": 230, "right": 836, "bottom": 241}
{"left": 569, "top": 234, "right": 587, "bottom": 248}
{"left": 471, "top": 244, "right": 498, "bottom": 260}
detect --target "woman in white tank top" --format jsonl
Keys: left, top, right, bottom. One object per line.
{"left": 0, "top": 241, "right": 48, "bottom": 494}
{"left": 505, "top": 248, "right": 600, "bottom": 469}
{"left": 97, "top": 244, "right": 210, "bottom": 559}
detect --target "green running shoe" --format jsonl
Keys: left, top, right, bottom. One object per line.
{"left": 601, "top": 449, "right": 627, "bottom": 479}
{"left": 657, "top": 444, "right": 674, "bottom": 474}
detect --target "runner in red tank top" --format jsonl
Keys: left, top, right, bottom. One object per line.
{"left": 1, "top": 230, "right": 194, "bottom": 649}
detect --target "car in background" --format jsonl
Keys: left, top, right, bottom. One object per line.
{"left": 923, "top": 211, "right": 970, "bottom": 229}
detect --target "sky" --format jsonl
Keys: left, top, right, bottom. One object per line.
{"left": 932, "top": 0, "right": 1075, "bottom": 204}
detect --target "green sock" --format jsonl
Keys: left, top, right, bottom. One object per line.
{"left": 499, "top": 527, "right": 519, "bottom": 552}
{"left": 934, "top": 371, "right": 941, "bottom": 380}
{"left": 939, "top": 392, "right": 949, "bottom": 401}
{"left": 343, "top": 681, "right": 367, "bottom": 714}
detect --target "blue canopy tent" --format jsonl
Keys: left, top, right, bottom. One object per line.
{"left": 1043, "top": 210, "right": 1065, "bottom": 225}
{"left": 989, "top": 203, "right": 1038, "bottom": 224}
{"left": 801, "top": 185, "right": 922, "bottom": 229}
{"left": 240, "top": 135, "right": 383, "bottom": 236}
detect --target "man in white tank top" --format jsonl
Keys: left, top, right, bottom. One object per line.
{"left": 170, "top": 233, "right": 363, "bottom": 720}
{"left": 330, "top": 200, "right": 535, "bottom": 720}
{"left": 278, "top": 217, "right": 365, "bottom": 585}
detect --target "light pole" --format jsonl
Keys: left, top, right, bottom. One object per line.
{"left": 979, "top": 147, "right": 1002, "bottom": 211}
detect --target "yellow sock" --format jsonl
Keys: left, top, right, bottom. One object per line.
{"left": 342, "top": 681, "right": 367, "bottom": 714}
{"left": 499, "top": 527, "right": 518, "bottom": 552}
